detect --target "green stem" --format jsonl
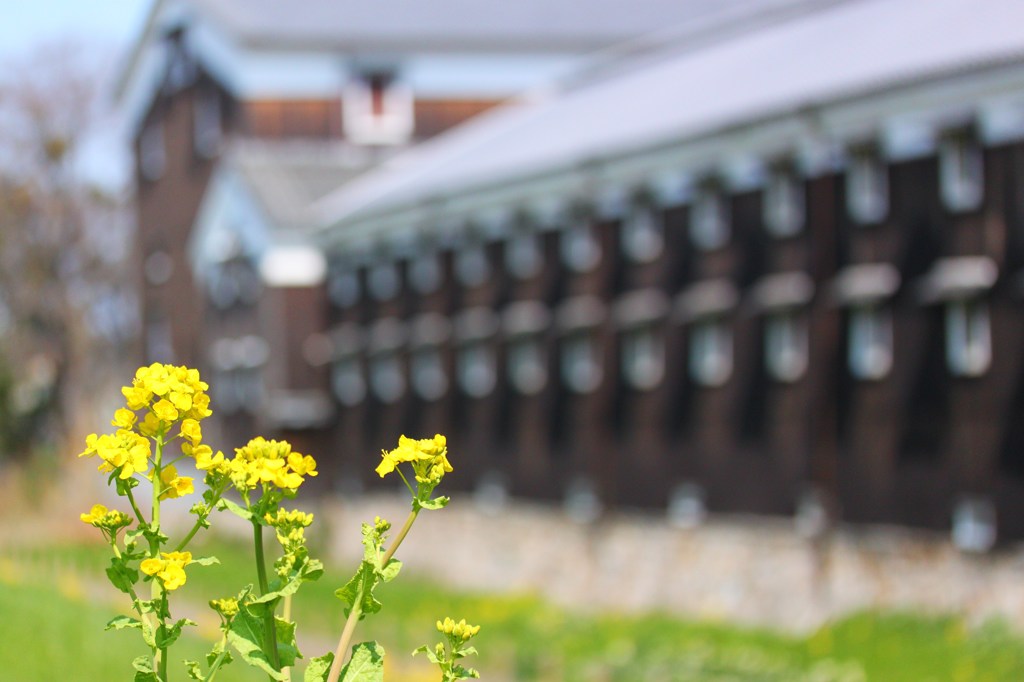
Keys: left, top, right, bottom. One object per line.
{"left": 151, "top": 434, "right": 168, "bottom": 682}
{"left": 111, "top": 541, "right": 153, "bottom": 632}
{"left": 125, "top": 485, "right": 147, "bottom": 526}
{"left": 205, "top": 642, "right": 230, "bottom": 682}
{"left": 253, "top": 520, "right": 281, "bottom": 676}
{"left": 173, "top": 487, "right": 223, "bottom": 553}
{"left": 326, "top": 507, "right": 420, "bottom": 682}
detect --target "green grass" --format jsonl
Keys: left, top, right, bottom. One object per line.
{"left": 5, "top": 539, "right": 1024, "bottom": 681}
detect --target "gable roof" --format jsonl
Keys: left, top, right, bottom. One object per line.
{"left": 310, "top": 0, "right": 1024, "bottom": 241}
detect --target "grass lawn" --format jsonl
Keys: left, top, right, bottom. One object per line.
{"left": 4, "top": 539, "right": 1024, "bottom": 681}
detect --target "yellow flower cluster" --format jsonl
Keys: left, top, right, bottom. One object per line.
{"left": 436, "top": 617, "right": 481, "bottom": 641}
{"left": 157, "top": 464, "right": 195, "bottom": 500}
{"left": 140, "top": 551, "right": 193, "bottom": 591}
{"left": 209, "top": 597, "right": 239, "bottom": 618}
{"left": 79, "top": 504, "right": 132, "bottom": 530}
{"left": 121, "top": 364, "right": 212, "bottom": 426}
{"left": 79, "top": 429, "right": 152, "bottom": 479}
{"left": 199, "top": 437, "right": 318, "bottom": 492}
{"left": 375, "top": 434, "right": 452, "bottom": 484}
{"left": 264, "top": 508, "right": 314, "bottom": 548}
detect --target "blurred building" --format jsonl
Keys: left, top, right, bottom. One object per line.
{"left": 120, "top": 0, "right": 1024, "bottom": 544}
{"left": 307, "top": 0, "right": 1024, "bottom": 544}
{"left": 115, "top": 0, "right": 749, "bottom": 450}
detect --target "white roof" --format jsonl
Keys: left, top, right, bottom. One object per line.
{"left": 312, "top": 0, "right": 1024, "bottom": 237}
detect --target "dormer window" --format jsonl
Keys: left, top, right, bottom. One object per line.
{"left": 332, "top": 355, "right": 366, "bottom": 406}
{"left": 328, "top": 269, "right": 360, "bottom": 308}
{"left": 368, "top": 261, "right": 400, "bottom": 301}
{"left": 409, "top": 252, "right": 442, "bottom": 294}
{"left": 765, "top": 311, "right": 809, "bottom": 382}
{"left": 193, "top": 88, "right": 222, "bottom": 159}
{"left": 561, "top": 332, "right": 602, "bottom": 394}
{"left": 343, "top": 69, "right": 413, "bottom": 145}
{"left": 940, "top": 132, "right": 984, "bottom": 212}
{"left": 561, "top": 220, "right": 601, "bottom": 273}
{"left": 411, "top": 347, "right": 448, "bottom": 401}
{"left": 690, "top": 182, "right": 729, "bottom": 251}
{"left": 620, "top": 203, "right": 664, "bottom": 263}
{"left": 945, "top": 298, "right": 991, "bottom": 377}
{"left": 764, "top": 165, "right": 804, "bottom": 237}
{"left": 620, "top": 325, "right": 665, "bottom": 390}
{"left": 847, "top": 147, "right": 888, "bottom": 224}
{"left": 848, "top": 305, "right": 893, "bottom": 380}
{"left": 139, "top": 120, "right": 166, "bottom": 181}
{"left": 689, "top": 318, "right": 733, "bottom": 387}
{"left": 505, "top": 230, "right": 543, "bottom": 280}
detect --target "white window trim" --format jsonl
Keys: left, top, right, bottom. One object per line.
{"left": 945, "top": 298, "right": 991, "bottom": 377}
{"left": 342, "top": 73, "right": 414, "bottom": 145}
{"left": 765, "top": 311, "right": 809, "bottom": 382}
{"left": 621, "top": 326, "right": 665, "bottom": 390}
{"left": 561, "top": 332, "right": 602, "bottom": 394}
{"left": 847, "top": 149, "right": 888, "bottom": 224}
{"left": 690, "top": 185, "right": 730, "bottom": 251}
{"left": 561, "top": 221, "right": 601, "bottom": 273}
{"left": 457, "top": 341, "right": 497, "bottom": 398}
{"left": 621, "top": 204, "right": 664, "bottom": 263}
{"left": 848, "top": 305, "right": 893, "bottom": 380}
{"left": 507, "top": 335, "right": 547, "bottom": 395}
{"left": 764, "top": 167, "right": 805, "bottom": 237}
{"left": 689, "top": 318, "right": 733, "bottom": 387}
{"left": 940, "top": 134, "right": 984, "bottom": 213}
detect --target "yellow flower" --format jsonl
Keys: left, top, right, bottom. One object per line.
{"left": 180, "top": 418, "right": 202, "bottom": 444}
{"left": 112, "top": 408, "right": 137, "bottom": 430}
{"left": 152, "top": 398, "right": 178, "bottom": 423}
{"left": 81, "top": 429, "right": 151, "bottom": 479}
{"left": 375, "top": 434, "right": 452, "bottom": 485}
{"left": 80, "top": 504, "right": 131, "bottom": 530}
{"left": 157, "top": 464, "right": 194, "bottom": 500}
{"left": 287, "top": 452, "right": 318, "bottom": 478}
{"left": 140, "top": 551, "right": 192, "bottom": 591}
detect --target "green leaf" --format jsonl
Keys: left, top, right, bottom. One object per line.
{"left": 412, "top": 645, "right": 440, "bottom": 665}
{"left": 184, "top": 660, "right": 206, "bottom": 681}
{"left": 225, "top": 603, "right": 286, "bottom": 680}
{"left": 131, "top": 655, "right": 158, "bottom": 682}
{"left": 106, "top": 556, "right": 139, "bottom": 594}
{"left": 339, "top": 641, "right": 384, "bottom": 682}
{"left": 418, "top": 496, "right": 449, "bottom": 511}
{"left": 303, "top": 653, "right": 335, "bottom": 682}
{"left": 334, "top": 562, "right": 382, "bottom": 619}
{"left": 105, "top": 615, "right": 142, "bottom": 631}
{"left": 191, "top": 556, "right": 220, "bottom": 566}
{"left": 157, "top": 618, "right": 197, "bottom": 648}
{"left": 206, "top": 639, "right": 233, "bottom": 668}
{"left": 275, "top": 617, "right": 302, "bottom": 668}
{"left": 217, "top": 497, "right": 253, "bottom": 520}
{"left": 379, "top": 559, "right": 401, "bottom": 582}
{"left": 454, "top": 646, "right": 478, "bottom": 659}
{"left": 452, "top": 665, "right": 480, "bottom": 679}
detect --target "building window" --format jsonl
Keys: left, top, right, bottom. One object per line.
{"left": 561, "top": 220, "right": 601, "bottom": 273}
{"left": 505, "top": 231, "right": 542, "bottom": 280}
{"left": 690, "top": 184, "right": 729, "bottom": 251}
{"left": 332, "top": 356, "right": 366, "bottom": 406}
{"left": 370, "top": 353, "right": 405, "bottom": 404}
{"left": 765, "top": 312, "right": 808, "bottom": 382}
{"left": 620, "top": 326, "right": 665, "bottom": 390}
{"left": 342, "top": 70, "right": 414, "bottom": 145}
{"left": 144, "top": 250, "right": 174, "bottom": 286}
{"left": 208, "top": 267, "right": 241, "bottom": 309}
{"left": 561, "top": 332, "right": 602, "bottom": 394}
{"left": 139, "top": 120, "right": 166, "bottom": 181}
{"left": 193, "top": 88, "right": 222, "bottom": 159}
{"left": 945, "top": 299, "right": 991, "bottom": 377}
{"left": 848, "top": 305, "right": 893, "bottom": 380}
{"left": 368, "top": 262, "right": 400, "bottom": 301}
{"left": 409, "top": 252, "right": 442, "bottom": 294}
{"left": 940, "top": 134, "right": 984, "bottom": 212}
{"left": 234, "top": 367, "right": 264, "bottom": 414}
{"left": 764, "top": 166, "right": 804, "bottom": 237}
{"left": 689, "top": 318, "right": 733, "bottom": 387}
{"left": 411, "top": 347, "right": 448, "bottom": 401}
{"left": 847, "top": 148, "right": 888, "bottom": 224}
{"left": 457, "top": 342, "right": 496, "bottom": 398}
{"left": 620, "top": 204, "right": 664, "bottom": 263}
{"left": 328, "top": 269, "right": 360, "bottom": 308}
{"left": 507, "top": 335, "right": 547, "bottom": 395}
{"left": 456, "top": 243, "right": 490, "bottom": 288}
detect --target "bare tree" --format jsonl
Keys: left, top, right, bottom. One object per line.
{"left": 0, "top": 41, "right": 136, "bottom": 461}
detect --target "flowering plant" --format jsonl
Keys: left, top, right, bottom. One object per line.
{"left": 79, "top": 364, "right": 479, "bottom": 681}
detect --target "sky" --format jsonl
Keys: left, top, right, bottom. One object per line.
{"left": 1, "top": 1, "right": 154, "bottom": 190}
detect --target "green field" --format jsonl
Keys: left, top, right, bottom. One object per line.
{"left": 3, "top": 539, "right": 1024, "bottom": 681}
